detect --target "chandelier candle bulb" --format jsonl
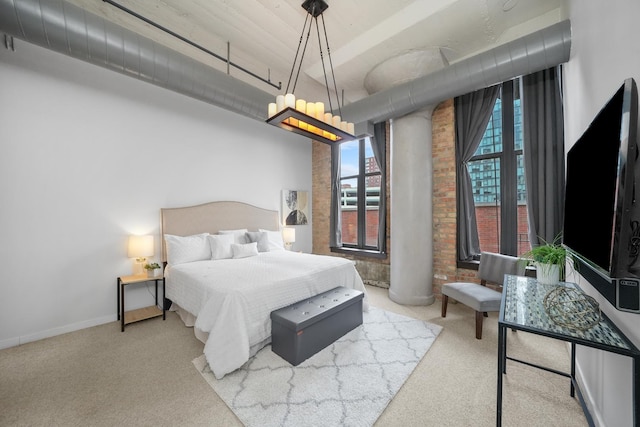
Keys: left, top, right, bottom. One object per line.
{"left": 324, "top": 112, "right": 332, "bottom": 124}
{"left": 285, "top": 93, "right": 296, "bottom": 109}
{"left": 306, "top": 102, "right": 316, "bottom": 117}
{"left": 332, "top": 115, "right": 341, "bottom": 128}
{"left": 268, "top": 103, "right": 277, "bottom": 118}
{"left": 315, "top": 102, "right": 324, "bottom": 119}
{"left": 296, "top": 99, "right": 306, "bottom": 112}
{"left": 276, "top": 95, "right": 285, "bottom": 112}
{"left": 341, "top": 121, "right": 348, "bottom": 131}
{"left": 347, "top": 122, "right": 355, "bottom": 135}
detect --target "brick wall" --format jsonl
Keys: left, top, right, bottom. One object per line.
{"left": 475, "top": 204, "right": 530, "bottom": 255}
{"left": 312, "top": 141, "right": 332, "bottom": 253}
{"left": 432, "top": 99, "right": 460, "bottom": 298}
{"left": 340, "top": 209, "right": 380, "bottom": 245}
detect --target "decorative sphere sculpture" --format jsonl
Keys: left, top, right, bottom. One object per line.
{"left": 543, "top": 287, "right": 601, "bottom": 331}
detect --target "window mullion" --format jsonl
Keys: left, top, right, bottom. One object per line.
{"left": 501, "top": 80, "right": 518, "bottom": 256}
{"left": 357, "top": 139, "right": 366, "bottom": 247}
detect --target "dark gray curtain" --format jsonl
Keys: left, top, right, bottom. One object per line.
{"left": 522, "top": 67, "right": 565, "bottom": 246}
{"left": 455, "top": 85, "right": 501, "bottom": 261}
{"left": 371, "top": 122, "right": 387, "bottom": 252}
{"left": 330, "top": 143, "right": 342, "bottom": 247}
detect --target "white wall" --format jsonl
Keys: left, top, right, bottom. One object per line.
{"left": 563, "top": 1, "right": 640, "bottom": 426}
{"left": 0, "top": 39, "right": 312, "bottom": 348}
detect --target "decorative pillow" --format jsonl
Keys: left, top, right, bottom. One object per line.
{"left": 231, "top": 242, "right": 259, "bottom": 259}
{"left": 218, "top": 229, "right": 249, "bottom": 244}
{"left": 164, "top": 233, "right": 210, "bottom": 266}
{"left": 207, "top": 234, "right": 235, "bottom": 260}
{"left": 258, "top": 229, "right": 286, "bottom": 251}
{"left": 245, "top": 231, "right": 271, "bottom": 252}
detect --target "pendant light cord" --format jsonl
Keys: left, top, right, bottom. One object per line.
{"left": 286, "top": 12, "right": 312, "bottom": 94}
{"left": 319, "top": 13, "right": 342, "bottom": 117}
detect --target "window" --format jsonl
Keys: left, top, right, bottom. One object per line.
{"left": 465, "top": 79, "right": 531, "bottom": 258}
{"left": 336, "top": 137, "right": 383, "bottom": 252}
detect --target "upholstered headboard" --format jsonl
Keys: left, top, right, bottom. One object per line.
{"left": 160, "top": 201, "right": 280, "bottom": 262}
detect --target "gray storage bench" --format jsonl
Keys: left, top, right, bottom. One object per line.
{"left": 270, "top": 286, "right": 364, "bottom": 366}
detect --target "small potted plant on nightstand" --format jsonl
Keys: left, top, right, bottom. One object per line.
{"left": 143, "top": 262, "right": 161, "bottom": 278}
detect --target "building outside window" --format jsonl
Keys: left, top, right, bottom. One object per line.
{"left": 466, "top": 80, "right": 531, "bottom": 257}
{"left": 339, "top": 137, "right": 382, "bottom": 249}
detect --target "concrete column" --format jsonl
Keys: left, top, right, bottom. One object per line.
{"left": 364, "top": 49, "right": 447, "bottom": 305}
{"left": 389, "top": 107, "right": 435, "bottom": 305}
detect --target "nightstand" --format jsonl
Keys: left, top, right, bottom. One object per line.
{"left": 117, "top": 274, "right": 165, "bottom": 332}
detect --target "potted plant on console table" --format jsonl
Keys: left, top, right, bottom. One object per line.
{"left": 520, "top": 236, "right": 576, "bottom": 285}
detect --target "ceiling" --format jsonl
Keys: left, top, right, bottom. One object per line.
{"left": 65, "top": 0, "right": 566, "bottom": 107}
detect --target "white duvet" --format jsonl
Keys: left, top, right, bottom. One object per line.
{"left": 165, "top": 251, "right": 368, "bottom": 379}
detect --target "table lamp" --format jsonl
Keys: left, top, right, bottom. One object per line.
{"left": 128, "top": 235, "right": 154, "bottom": 275}
{"left": 282, "top": 227, "right": 296, "bottom": 251}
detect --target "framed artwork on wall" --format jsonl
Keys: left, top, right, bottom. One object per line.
{"left": 282, "top": 190, "right": 309, "bottom": 225}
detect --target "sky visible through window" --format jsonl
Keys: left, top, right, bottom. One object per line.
{"left": 340, "top": 138, "right": 374, "bottom": 178}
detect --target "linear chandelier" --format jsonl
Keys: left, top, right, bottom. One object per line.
{"left": 266, "top": 0, "right": 355, "bottom": 144}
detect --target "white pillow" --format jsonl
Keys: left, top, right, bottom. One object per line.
{"left": 259, "top": 229, "right": 285, "bottom": 251}
{"left": 207, "top": 234, "right": 235, "bottom": 260}
{"left": 231, "top": 242, "right": 259, "bottom": 259}
{"left": 245, "top": 231, "right": 271, "bottom": 252}
{"left": 164, "top": 233, "right": 210, "bottom": 266}
{"left": 218, "top": 229, "right": 249, "bottom": 244}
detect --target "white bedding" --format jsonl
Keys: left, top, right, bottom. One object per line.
{"left": 165, "top": 250, "right": 369, "bottom": 378}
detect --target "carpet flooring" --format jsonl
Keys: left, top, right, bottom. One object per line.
{"left": 0, "top": 285, "right": 588, "bottom": 426}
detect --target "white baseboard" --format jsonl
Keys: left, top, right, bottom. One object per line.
{"left": 0, "top": 336, "right": 20, "bottom": 350}
{"left": 0, "top": 314, "right": 116, "bottom": 350}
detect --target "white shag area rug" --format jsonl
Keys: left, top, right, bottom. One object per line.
{"left": 193, "top": 307, "right": 442, "bottom": 427}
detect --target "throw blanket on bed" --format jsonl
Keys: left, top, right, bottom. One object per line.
{"left": 166, "top": 251, "right": 368, "bottom": 378}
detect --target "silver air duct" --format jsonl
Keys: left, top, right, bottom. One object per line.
{"left": 0, "top": 0, "right": 272, "bottom": 121}
{"left": 0, "top": 0, "right": 571, "bottom": 126}
{"left": 342, "top": 20, "right": 571, "bottom": 125}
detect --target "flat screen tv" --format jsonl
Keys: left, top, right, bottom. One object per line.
{"left": 563, "top": 77, "right": 640, "bottom": 312}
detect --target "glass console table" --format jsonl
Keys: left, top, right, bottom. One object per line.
{"left": 497, "top": 275, "right": 640, "bottom": 426}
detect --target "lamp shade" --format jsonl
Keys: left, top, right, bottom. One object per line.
{"left": 128, "top": 235, "right": 154, "bottom": 258}
{"left": 282, "top": 227, "right": 296, "bottom": 244}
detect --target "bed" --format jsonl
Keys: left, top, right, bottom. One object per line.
{"left": 161, "top": 201, "right": 369, "bottom": 379}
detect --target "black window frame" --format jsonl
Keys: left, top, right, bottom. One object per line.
{"left": 331, "top": 137, "right": 385, "bottom": 259}
{"left": 458, "top": 79, "right": 524, "bottom": 268}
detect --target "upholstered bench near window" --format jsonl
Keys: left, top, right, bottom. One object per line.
{"left": 441, "top": 252, "right": 523, "bottom": 339}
